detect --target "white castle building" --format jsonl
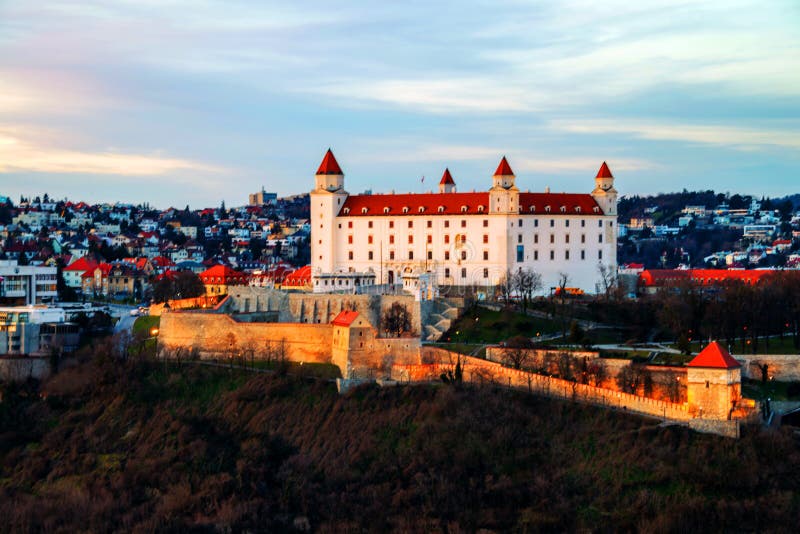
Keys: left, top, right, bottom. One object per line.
{"left": 310, "top": 150, "right": 617, "bottom": 294}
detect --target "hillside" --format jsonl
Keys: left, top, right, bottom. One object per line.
{"left": 2, "top": 356, "right": 800, "bottom": 532}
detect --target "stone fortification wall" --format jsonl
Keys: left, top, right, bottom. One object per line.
{"left": 225, "top": 287, "right": 422, "bottom": 335}
{"left": 736, "top": 354, "right": 800, "bottom": 381}
{"left": 158, "top": 312, "right": 333, "bottom": 363}
{"left": 394, "top": 354, "right": 692, "bottom": 422}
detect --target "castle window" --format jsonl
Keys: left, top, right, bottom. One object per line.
{"left": 390, "top": 251, "right": 395, "bottom": 260}
{"left": 409, "top": 251, "right": 414, "bottom": 260}
{"left": 461, "top": 206, "right": 468, "bottom": 213}
{"left": 389, "top": 221, "right": 394, "bottom": 228}
{"left": 518, "top": 219, "right": 522, "bottom": 227}
{"left": 550, "top": 250, "right": 555, "bottom": 260}
{"left": 368, "top": 235, "right": 373, "bottom": 244}
{"left": 706, "top": 381, "right": 710, "bottom": 388}
{"left": 483, "top": 219, "right": 488, "bottom": 227}
{"left": 483, "top": 234, "right": 488, "bottom": 244}
{"left": 408, "top": 235, "right": 413, "bottom": 244}
{"left": 348, "top": 221, "right": 353, "bottom": 228}
{"left": 348, "top": 235, "right": 353, "bottom": 244}
{"left": 550, "top": 219, "right": 555, "bottom": 227}
{"left": 444, "top": 220, "right": 449, "bottom": 228}
{"left": 343, "top": 207, "right": 350, "bottom": 214}
{"left": 545, "top": 206, "right": 551, "bottom": 213}
{"left": 419, "top": 207, "right": 425, "bottom": 213}
{"left": 483, "top": 250, "right": 488, "bottom": 260}
{"left": 518, "top": 234, "right": 523, "bottom": 243}
{"left": 516, "top": 245, "right": 524, "bottom": 262}
{"left": 427, "top": 250, "right": 433, "bottom": 260}
{"left": 575, "top": 206, "right": 581, "bottom": 213}
{"left": 461, "top": 250, "right": 466, "bottom": 260}
{"left": 599, "top": 234, "right": 603, "bottom": 243}
{"left": 348, "top": 251, "right": 353, "bottom": 260}
{"left": 598, "top": 220, "right": 603, "bottom": 227}
{"left": 444, "top": 235, "right": 450, "bottom": 244}
{"left": 478, "top": 205, "right": 484, "bottom": 212}
{"left": 581, "top": 234, "right": 586, "bottom": 243}
{"left": 560, "top": 206, "right": 566, "bottom": 212}
{"left": 402, "top": 206, "right": 409, "bottom": 213}
{"left": 534, "top": 234, "right": 538, "bottom": 244}
{"left": 581, "top": 219, "right": 585, "bottom": 227}
{"left": 389, "top": 235, "right": 394, "bottom": 244}
{"left": 565, "top": 250, "right": 570, "bottom": 260}
{"left": 461, "top": 220, "right": 466, "bottom": 228}
{"left": 534, "top": 251, "right": 538, "bottom": 260}
{"left": 427, "top": 220, "right": 432, "bottom": 228}
{"left": 362, "top": 208, "right": 368, "bottom": 214}
{"left": 445, "top": 268, "right": 450, "bottom": 278}
{"left": 550, "top": 234, "right": 555, "bottom": 244}
{"left": 565, "top": 220, "right": 570, "bottom": 227}
{"left": 461, "top": 268, "right": 467, "bottom": 278}
{"left": 593, "top": 207, "right": 600, "bottom": 213}
{"left": 427, "top": 234, "right": 432, "bottom": 244}
{"left": 483, "top": 268, "right": 489, "bottom": 278}
{"left": 408, "top": 220, "right": 413, "bottom": 228}
{"left": 438, "top": 206, "right": 445, "bottom": 213}
{"left": 384, "top": 207, "right": 390, "bottom": 214}
{"left": 598, "top": 250, "right": 603, "bottom": 260}
{"left": 581, "top": 250, "right": 585, "bottom": 260}
{"left": 445, "top": 251, "right": 450, "bottom": 260}
{"left": 368, "top": 251, "right": 373, "bottom": 260}
{"left": 368, "top": 220, "right": 372, "bottom": 227}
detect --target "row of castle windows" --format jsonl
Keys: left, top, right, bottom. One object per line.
{"left": 344, "top": 232, "right": 605, "bottom": 246}
{"left": 335, "top": 218, "right": 610, "bottom": 230}
{"left": 338, "top": 205, "right": 601, "bottom": 215}
{"left": 345, "top": 248, "right": 603, "bottom": 262}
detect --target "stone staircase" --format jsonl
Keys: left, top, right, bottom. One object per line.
{"left": 422, "top": 299, "right": 462, "bottom": 342}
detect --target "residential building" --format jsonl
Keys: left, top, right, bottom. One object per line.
{"left": 0, "top": 260, "right": 58, "bottom": 305}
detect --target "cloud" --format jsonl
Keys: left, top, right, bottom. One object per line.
{"left": 550, "top": 119, "right": 800, "bottom": 151}
{"left": 0, "top": 126, "right": 225, "bottom": 180}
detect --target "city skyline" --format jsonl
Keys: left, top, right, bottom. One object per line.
{"left": 1, "top": 1, "right": 799, "bottom": 208}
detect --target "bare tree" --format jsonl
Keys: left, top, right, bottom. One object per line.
{"left": 554, "top": 272, "right": 572, "bottom": 339}
{"left": 587, "top": 358, "right": 607, "bottom": 387}
{"left": 497, "top": 268, "right": 515, "bottom": 306}
{"left": 382, "top": 302, "right": 413, "bottom": 337}
{"left": 502, "top": 336, "right": 534, "bottom": 370}
{"left": 597, "top": 263, "right": 620, "bottom": 302}
{"left": 513, "top": 267, "right": 542, "bottom": 312}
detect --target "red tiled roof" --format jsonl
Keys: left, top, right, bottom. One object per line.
{"left": 639, "top": 269, "right": 774, "bottom": 287}
{"left": 331, "top": 310, "right": 359, "bottom": 327}
{"left": 316, "top": 149, "right": 343, "bottom": 175}
{"left": 283, "top": 265, "right": 311, "bottom": 286}
{"left": 439, "top": 168, "right": 455, "bottom": 185}
{"left": 64, "top": 257, "right": 98, "bottom": 273}
{"left": 494, "top": 156, "right": 514, "bottom": 176}
{"left": 340, "top": 191, "right": 603, "bottom": 217}
{"left": 199, "top": 264, "right": 248, "bottom": 284}
{"left": 151, "top": 256, "right": 175, "bottom": 267}
{"left": 687, "top": 341, "right": 741, "bottom": 369}
{"left": 596, "top": 161, "right": 613, "bottom": 178}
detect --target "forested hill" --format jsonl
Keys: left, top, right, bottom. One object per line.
{"left": 2, "top": 356, "right": 800, "bottom": 531}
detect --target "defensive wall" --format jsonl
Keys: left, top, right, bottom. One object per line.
{"left": 736, "top": 354, "right": 800, "bottom": 382}
{"left": 0, "top": 356, "right": 50, "bottom": 382}
{"left": 399, "top": 350, "right": 752, "bottom": 437}
{"left": 158, "top": 309, "right": 422, "bottom": 376}
{"left": 149, "top": 295, "right": 227, "bottom": 316}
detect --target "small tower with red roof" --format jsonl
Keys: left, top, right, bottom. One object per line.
{"left": 686, "top": 341, "right": 742, "bottom": 419}
{"left": 591, "top": 161, "right": 618, "bottom": 216}
{"left": 311, "top": 149, "right": 349, "bottom": 277}
{"left": 489, "top": 156, "right": 519, "bottom": 215}
{"left": 439, "top": 168, "right": 456, "bottom": 194}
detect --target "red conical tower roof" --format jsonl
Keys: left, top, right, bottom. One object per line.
{"left": 316, "top": 149, "right": 343, "bottom": 175}
{"left": 596, "top": 161, "right": 613, "bottom": 178}
{"left": 687, "top": 341, "right": 741, "bottom": 369}
{"left": 439, "top": 168, "right": 455, "bottom": 185}
{"left": 493, "top": 156, "right": 514, "bottom": 176}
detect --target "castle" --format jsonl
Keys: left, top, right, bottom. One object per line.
{"left": 310, "top": 150, "right": 618, "bottom": 294}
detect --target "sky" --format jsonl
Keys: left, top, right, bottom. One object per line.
{"left": 0, "top": 0, "right": 799, "bottom": 209}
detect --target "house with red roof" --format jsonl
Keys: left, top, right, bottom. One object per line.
{"left": 638, "top": 269, "right": 774, "bottom": 293}
{"left": 63, "top": 256, "right": 98, "bottom": 289}
{"left": 309, "top": 150, "right": 618, "bottom": 294}
{"left": 199, "top": 264, "right": 249, "bottom": 296}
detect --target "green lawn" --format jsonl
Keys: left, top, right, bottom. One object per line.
{"left": 133, "top": 315, "right": 160, "bottom": 335}
{"left": 670, "top": 337, "right": 800, "bottom": 356}
{"left": 742, "top": 378, "right": 800, "bottom": 402}
{"left": 441, "top": 307, "right": 561, "bottom": 344}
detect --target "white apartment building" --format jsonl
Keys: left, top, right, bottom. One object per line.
{"left": 310, "top": 150, "right": 618, "bottom": 294}
{"left": 0, "top": 260, "right": 58, "bottom": 304}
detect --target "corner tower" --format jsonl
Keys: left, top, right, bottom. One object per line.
{"left": 591, "top": 161, "right": 617, "bottom": 216}
{"left": 439, "top": 168, "right": 456, "bottom": 193}
{"left": 311, "top": 149, "right": 348, "bottom": 279}
{"left": 489, "top": 156, "right": 519, "bottom": 214}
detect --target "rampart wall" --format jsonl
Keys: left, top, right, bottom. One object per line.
{"left": 736, "top": 354, "right": 800, "bottom": 381}
{"left": 158, "top": 312, "right": 333, "bottom": 363}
